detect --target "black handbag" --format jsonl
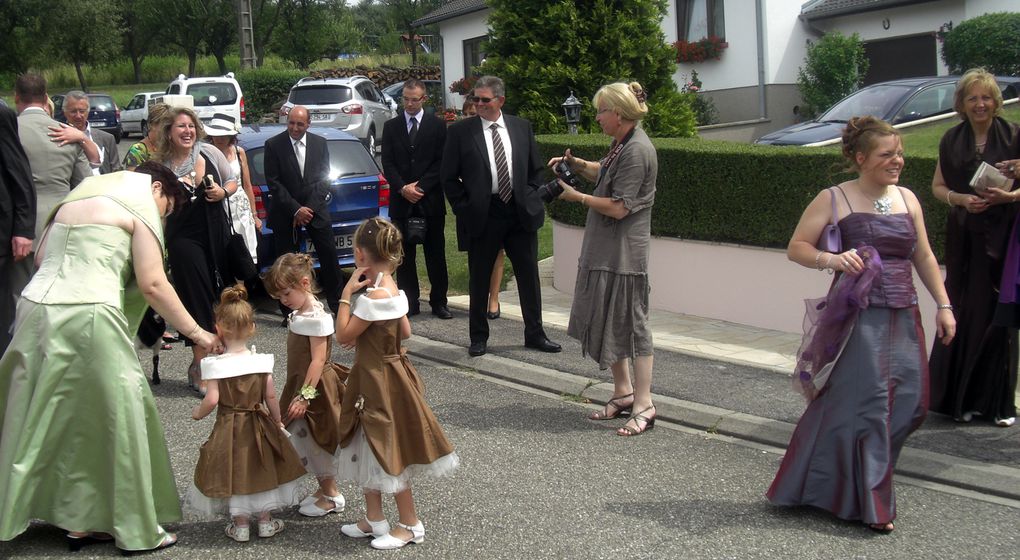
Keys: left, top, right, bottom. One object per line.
{"left": 405, "top": 202, "right": 427, "bottom": 245}
{"left": 223, "top": 196, "right": 258, "bottom": 282}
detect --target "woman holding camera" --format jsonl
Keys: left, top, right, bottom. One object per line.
{"left": 551, "top": 81, "right": 658, "bottom": 436}
{"left": 153, "top": 106, "right": 238, "bottom": 394}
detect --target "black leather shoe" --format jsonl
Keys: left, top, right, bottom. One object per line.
{"left": 431, "top": 305, "right": 453, "bottom": 319}
{"left": 407, "top": 307, "right": 421, "bottom": 317}
{"left": 468, "top": 341, "right": 487, "bottom": 357}
{"left": 486, "top": 304, "right": 501, "bottom": 320}
{"left": 525, "top": 336, "right": 561, "bottom": 353}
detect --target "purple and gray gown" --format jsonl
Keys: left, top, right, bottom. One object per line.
{"left": 767, "top": 211, "right": 928, "bottom": 525}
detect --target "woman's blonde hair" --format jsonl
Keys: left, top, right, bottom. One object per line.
{"left": 954, "top": 68, "right": 1002, "bottom": 119}
{"left": 840, "top": 116, "right": 900, "bottom": 172}
{"left": 592, "top": 81, "right": 648, "bottom": 122}
{"left": 213, "top": 283, "right": 255, "bottom": 340}
{"left": 153, "top": 106, "right": 205, "bottom": 163}
{"left": 147, "top": 103, "right": 170, "bottom": 136}
{"left": 354, "top": 217, "right": 403, "bottom": 270}
{"left": 263, "top": 253, "right": 321, "bottom": 296}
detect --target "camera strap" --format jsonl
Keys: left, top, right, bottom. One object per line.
{"left": 600, "top": 128, "right": 635, "bottom": 174}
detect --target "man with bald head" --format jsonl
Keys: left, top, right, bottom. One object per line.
{"left": 264, "top": 105, "right": 341, "bottom": 313}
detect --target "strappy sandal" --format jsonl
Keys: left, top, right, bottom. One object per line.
{"left": 617, "top": 406, "right": 656, "bottom": 436}
{"left": 588, "top": 393, "right": 634, "bottom": 420}
{"left": 225, "top": 523, "right": 250, "bottom": 542}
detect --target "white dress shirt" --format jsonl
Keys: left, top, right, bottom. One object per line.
{"left": 291, "top": 133, "right": 306, "bottom": 177}
{"left": 479, "top": 113, "right": 512, "bottom": 195}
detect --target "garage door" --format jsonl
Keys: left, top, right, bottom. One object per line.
{"left": 863, "top": 34, "right": 937, "bottom": 85}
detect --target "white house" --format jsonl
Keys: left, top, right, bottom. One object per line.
{"left": 415, "top": 0, "right": 1013, "bottom": 142}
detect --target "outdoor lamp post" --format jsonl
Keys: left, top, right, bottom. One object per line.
{"left": 562, "top": 91, "right": 582, "bottom": 135}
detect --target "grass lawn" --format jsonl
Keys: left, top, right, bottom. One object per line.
{"left": 408, "top": 201, "right": 554, "bottom": 296}
{"left": 899, "top": 103, "right": 1020, "bottom": 156}
{"left": 1, "top": 83, "right": 167, "bottom": 109}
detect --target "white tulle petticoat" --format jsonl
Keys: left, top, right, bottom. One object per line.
{"left": 288, "top": 418, "right": 339, "bottom": 478}
{"left": 335, "top": 428, "right": 459, "bottom": 494}
{"left": 184, "top": 479, "right": 306, "bottom": 519}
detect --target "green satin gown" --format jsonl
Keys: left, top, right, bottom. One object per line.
{"left": 0, "top": 173, "right": 181, "bottom": 551}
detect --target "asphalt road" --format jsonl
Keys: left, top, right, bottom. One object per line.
{"left": 2, "top": 304, "right": 1018, "bottom": 559}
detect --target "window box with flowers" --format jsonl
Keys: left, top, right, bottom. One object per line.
{"left": 673, "top": 36, "right": 728, "bottom": 63}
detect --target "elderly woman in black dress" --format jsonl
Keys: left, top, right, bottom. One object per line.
{"left": 550, "top": 81, "right": 657, "bottom": 436}
{"left": 928, "top": 68, "right": 1020, "bottom": 427}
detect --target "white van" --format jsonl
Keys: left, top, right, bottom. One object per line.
{"left": 166, "top": 72, "right": 245, "bottom": 124}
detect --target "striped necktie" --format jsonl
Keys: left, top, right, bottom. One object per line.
{"left": 490, "top": 123, "right": 512, "bottom": 203}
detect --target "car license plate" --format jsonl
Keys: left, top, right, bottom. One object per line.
{"left": 311, "top": 113, "right": 331, "bottom": 121}
{"left": 90, "top": 121, "right": 105, "bottom": 128}
{"left": 305, "top": 234, "right": 353, "bottom": 256}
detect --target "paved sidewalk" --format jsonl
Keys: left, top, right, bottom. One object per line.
{"left": 448, "top": 257, "right": 801, "bottom": 375}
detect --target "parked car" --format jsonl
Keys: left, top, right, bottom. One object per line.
{"left": 381, "top": 79, "right": 445, "bottom": 115}
{"left": 166, "top": 72, "right": 245, "bottom": 125}
{"left": 51, "top": 92, "right": 122, "bottom": 142}
{"left": 755, "top": 76, "right": 1020, "bottom": 146}
{"left": 121, "top": 91, "right": 164, "bottom": 138}
{"left": 237, "top": 124, "right": 390, "bottom": 271}
{"left": 278, "top": 75, "right": 395, "bottom": 154}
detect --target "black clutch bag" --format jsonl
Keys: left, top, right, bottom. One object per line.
{"left": 405, "top": 203, "right": 427, "bottom": 245}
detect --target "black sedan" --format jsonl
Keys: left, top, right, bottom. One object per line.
{"left": 755, "top": 76, "right": 1020, "bottom": 146}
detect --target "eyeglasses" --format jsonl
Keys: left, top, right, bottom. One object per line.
{"left": 402, "top": 95, "right": 426, "bottom": 103}
{"left": 469, "top": 96, "right": 499, "bottom": 104}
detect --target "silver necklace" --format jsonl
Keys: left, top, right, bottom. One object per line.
{"left": 873, "top": 195, "right": 893, "bottom": 215}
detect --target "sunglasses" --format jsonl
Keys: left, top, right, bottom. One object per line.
{"left": 469, "top": 96, "right": 499, "bottom": 104}
{"left": 402, "top": 95, "right": 426, "bottom": 103}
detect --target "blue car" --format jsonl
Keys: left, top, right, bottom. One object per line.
{"left": 51, "top": 92, "right": 123, "bottom": 142}
{"left": 237, "top": 124, "right": 390, "bottom": 271}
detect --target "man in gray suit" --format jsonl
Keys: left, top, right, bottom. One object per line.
{"left": 53, "top": 90, "right": 120, "bottom": 175}
{"left": 11, "top": 74, "right": 91, "bottom": 303}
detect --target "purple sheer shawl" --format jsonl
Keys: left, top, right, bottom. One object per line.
{"left": 794, "top": 245, "right": 883, "bottom": 401}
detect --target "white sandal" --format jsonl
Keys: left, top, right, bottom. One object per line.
{"left": 370, "top": 521, "right": 425, "bottom": 550}
{"left": 298, "top": 493, "right": 345, "bottom": 517}
{"left": 225, "top": 523, "right": 250, "bottom": 543}
{"left": 258, "top": 518, "right": 285, "bottom": 538}
{"left": 341, "top": 517, "right": 390, "bottom": 538}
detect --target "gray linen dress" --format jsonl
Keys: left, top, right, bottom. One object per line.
{"left": 566, "top": 127, "right": 657, "bottom": 369}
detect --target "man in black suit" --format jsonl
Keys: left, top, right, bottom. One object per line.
{"left": 441, "top": 75, "right": 560, "bottom": 357}
{"left": 382, "top": 79, "right": 452, "bottom": 319}
{"left": 0, "top": 105, "right": 35, "bottom": 353}
{"left": 264, "top": 105, "right": 341, "bottom": 312}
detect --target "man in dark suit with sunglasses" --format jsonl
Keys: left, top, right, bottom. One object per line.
{"left": 441, "top": 75, "right": 560, "bottom": 357}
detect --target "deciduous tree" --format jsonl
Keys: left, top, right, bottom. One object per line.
{"left": 481, "top": 0, "right": 678, "bottom": 135}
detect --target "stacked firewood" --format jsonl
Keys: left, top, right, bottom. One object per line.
{"left": 308, "top": 66, "right": 441, "bottom": 89}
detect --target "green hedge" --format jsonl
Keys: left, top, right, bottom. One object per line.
{"left": 537, "top": 134, "right": 947, "bottom": 261}
{"left": 235, "top": 69, "right": 307, "bottom": 123}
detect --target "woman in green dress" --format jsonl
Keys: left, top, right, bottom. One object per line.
{"left": 0, "top": 162, "right": 221, "bottom": 553}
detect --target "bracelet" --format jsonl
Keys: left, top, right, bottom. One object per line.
{"left": 814, "top": 251, "right": 826, "bottom": 271}
{"left": 581, "top": 194, "right": 588, "bottom": 207}
{"left": 946, "top": 191, "right": 955, "bottom": 206}
{"left": 937, "top": 304, "right": 953, "bottom": 310}
{"left": 339, "top": 299, "right": 351, "bottom": 307}
{"left": 823, "top": 254, "right": 835, "bottom": 275}
{"left": 186, "top": 324, "right": 202, "bottom": 339}
{"left": 298, "top": 384, "right": 319, "bottom": 401}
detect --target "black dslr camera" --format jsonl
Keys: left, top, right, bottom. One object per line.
{"left": 537, "top": 160, "right": 581, "bottom": 203}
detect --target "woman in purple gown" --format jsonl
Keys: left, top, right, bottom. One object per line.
{"left": 767, "top": 117, "right": 956, "bottom": 533}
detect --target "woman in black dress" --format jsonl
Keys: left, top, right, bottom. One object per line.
{"left": 928, "top": 68, "right": 1020, "bottom": 427}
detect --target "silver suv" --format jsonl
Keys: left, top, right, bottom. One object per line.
{"left": 279, "top": 76, "right": 395, "bottom": 154}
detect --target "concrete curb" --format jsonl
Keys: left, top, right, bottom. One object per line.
{"left": 405, "top": 335, "right": 1020, "bottom": 503}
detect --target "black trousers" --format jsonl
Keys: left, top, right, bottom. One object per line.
{"left": 393, "top": 213, "right": 449, "bottom": 311}
{"left": 273, "top": 215, "right": 341, "bottom": 311}
{"left": 467, "top": 197, "right": 544, "bottom": 344}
